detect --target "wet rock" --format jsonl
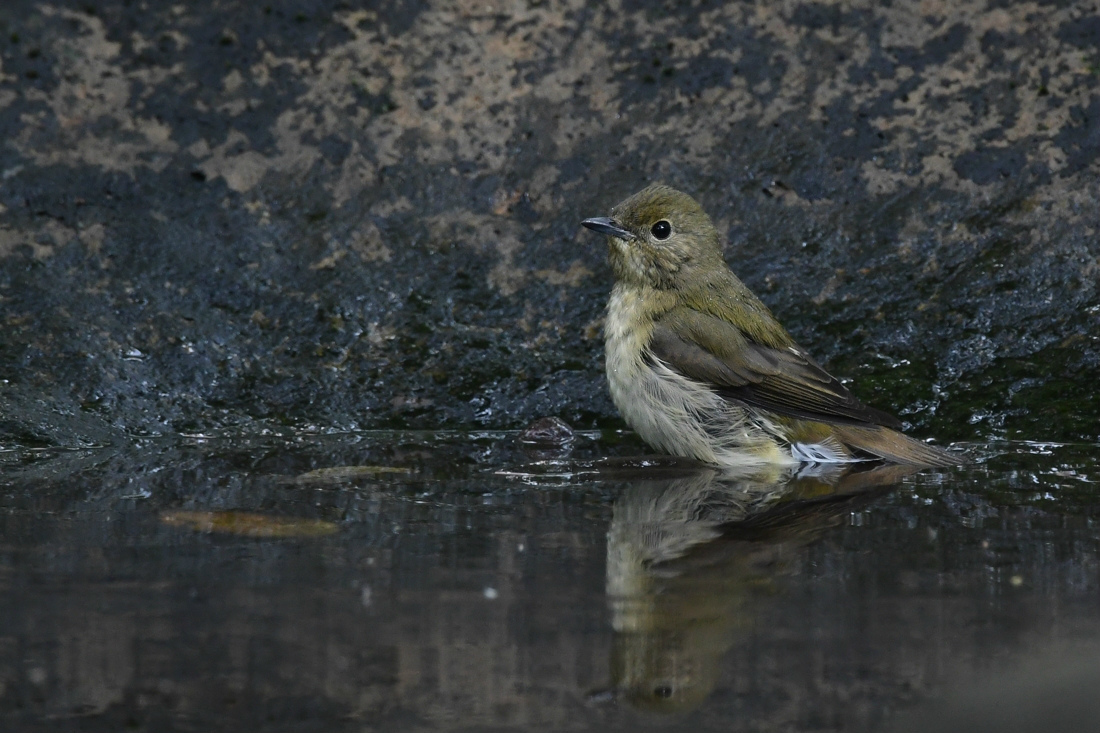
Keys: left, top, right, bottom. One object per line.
{"left": 517, "top": 415, "right": 576, "bottom": 460}
{"left": 517, "top": 416, "right": 576, "bottom": 447}
{"left": 0, "top": 0, "right": 1097, "bottom": 446}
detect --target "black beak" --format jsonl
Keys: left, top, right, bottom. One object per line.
{"left": 581, "top": 217, "right": 635, "bottom": 241}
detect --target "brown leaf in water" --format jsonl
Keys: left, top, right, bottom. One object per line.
{"left": 284, "top": 464, "right": 414, "bottom": 485}
{"left": 160, "top": 511, "right": 339, "bottom": 538}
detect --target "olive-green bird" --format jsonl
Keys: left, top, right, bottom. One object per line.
{"left": 581, "top": 183, "right": 958, "bottom": 468}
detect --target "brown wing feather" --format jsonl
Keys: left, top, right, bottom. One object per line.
{"left": 648, "top": 311, "right": 903, "bottom": 429}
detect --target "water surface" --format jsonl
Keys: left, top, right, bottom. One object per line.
{"left": 1, "top": 433, "right": 1098, "bottom": 731}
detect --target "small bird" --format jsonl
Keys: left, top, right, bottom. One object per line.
{"left": 581, "top": 183, "right": 958, "bottom": 468}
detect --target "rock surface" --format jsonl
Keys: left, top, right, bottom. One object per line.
{"left": 1, "top": 0, "right": 1098, "bottom": 445}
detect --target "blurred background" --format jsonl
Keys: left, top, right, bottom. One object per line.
{"left": 1, "top": 0, "right": 1097, "bottom": 445}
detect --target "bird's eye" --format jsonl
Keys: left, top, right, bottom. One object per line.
{"left": 651, "top": 220, "right": 672, "bottom": 240}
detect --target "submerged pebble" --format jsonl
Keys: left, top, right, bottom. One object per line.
{"left": 517, "top": 416, "right": 576, "bottom": 447}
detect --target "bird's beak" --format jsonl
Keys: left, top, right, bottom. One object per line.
{"left": 582, "top": 217, "right": 635, "bottom": 241}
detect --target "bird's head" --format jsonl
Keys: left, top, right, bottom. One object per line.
{"left": 582, "top": 184, "right": 725, "bottom": 290}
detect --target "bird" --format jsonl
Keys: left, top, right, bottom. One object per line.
{"left": 580, "top": 183, "right": 959, "bottom": 468}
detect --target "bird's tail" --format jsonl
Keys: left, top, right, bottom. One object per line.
{"left": 832, "top": 425, "right": 962, "bottom": 467}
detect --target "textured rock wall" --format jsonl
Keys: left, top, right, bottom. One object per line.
{"left": 1, "top": 0, "right": 1098, "bottom": 443}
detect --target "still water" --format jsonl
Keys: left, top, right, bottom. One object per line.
{"left": 1, "top": 432, "right": 1098, "bottom": 731}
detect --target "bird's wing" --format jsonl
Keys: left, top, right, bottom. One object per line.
{"left": 648, "top": 308, "right": 903, "bottom": 429}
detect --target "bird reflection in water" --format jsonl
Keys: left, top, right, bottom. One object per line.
{"left": 599, "top": 461, "right": 918, "bottom": 713}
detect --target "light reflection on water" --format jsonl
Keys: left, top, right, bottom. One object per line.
{"left": 0, "top": 434, "right": 1097, "bottom": 731}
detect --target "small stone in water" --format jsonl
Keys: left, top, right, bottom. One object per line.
{"left": 517, "top": 416, "right": 575, "bottom": 446}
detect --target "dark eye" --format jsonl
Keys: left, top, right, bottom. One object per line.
{"left": 653, "top": 685, "right": 673, "bottom": 699}
{"left": 651, "top": 220, "right": 671, "bottom": 240}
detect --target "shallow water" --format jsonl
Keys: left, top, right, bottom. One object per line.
{"left": 1, "top": 432, "right": 1098, "bottom": 732}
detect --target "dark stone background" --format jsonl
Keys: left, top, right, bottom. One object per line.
{"left": 1, "top": 0, "right": 1098, "bottom": 447}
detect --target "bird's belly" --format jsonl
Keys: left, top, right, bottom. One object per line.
{"left": 604, "top": 332, "right": 793, "bottom": 467}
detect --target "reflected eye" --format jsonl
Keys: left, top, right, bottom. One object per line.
{"left": 651, "top": 220, "right": 671, "bottom": 240}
